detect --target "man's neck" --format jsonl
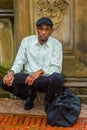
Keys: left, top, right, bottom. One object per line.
{"left": 40, "top": 41, "right": 46, "bottom": 45}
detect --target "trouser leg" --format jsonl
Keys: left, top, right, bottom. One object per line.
{"left": 34, "top": 72, "right": 64, "bottom": 103}
{"left": 45, "top": 73, "right": 64, "bottom": 103}
{"left": 32, "top": 72, "right": 64, "bottom": 111}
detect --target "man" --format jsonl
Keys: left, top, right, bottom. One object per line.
{"left": 0, "top": 17, "right": 64, "bottom": 111}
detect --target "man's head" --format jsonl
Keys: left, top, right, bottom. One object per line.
{"left": 36, "top": 17, "right": 53, "bottom": 45}
{"left": 36, "top": 17, "right": 53, "bottom": 28}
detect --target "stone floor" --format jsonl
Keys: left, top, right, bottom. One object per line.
{"left": 0, "top": 98, "right": 87, "bottom": 117}
{"left": 0, "top": 98, "right": 46, "bottom": 115}
{"left": 0, "top": 98, "right": 87, "bottom": 129}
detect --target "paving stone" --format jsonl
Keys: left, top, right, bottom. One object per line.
{"left": 0, "top": 114, "right": 86, "bottom": 130}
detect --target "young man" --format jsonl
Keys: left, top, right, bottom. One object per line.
{"left": 0, "top": 17, "right": 64, "bottom": 111}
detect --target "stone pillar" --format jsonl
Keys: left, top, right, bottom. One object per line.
{"left": 14, "top": 0, "right": 29, "bottom": 52}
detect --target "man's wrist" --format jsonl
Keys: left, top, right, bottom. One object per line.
{"left": 39, "top": 69, "right": 44, "bottom": 76}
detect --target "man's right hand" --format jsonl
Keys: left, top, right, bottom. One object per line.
{"left": 3, "top": 70, "right": 14, "bottom": 86}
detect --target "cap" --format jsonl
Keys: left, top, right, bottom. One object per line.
{"left": 36, "top": 17, "right": 53, "bottom": 27}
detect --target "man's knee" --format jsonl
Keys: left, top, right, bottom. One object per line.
{"left": 49, "top": 73, "right": 64, "bottom": 84}
{"left": 0, "top": 79, "right": 12, "bottom": 93}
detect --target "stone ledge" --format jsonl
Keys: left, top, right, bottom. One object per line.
{"left": 0, "top": 98, "right": 86, "bottom": 118}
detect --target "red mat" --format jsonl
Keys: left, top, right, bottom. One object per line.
{"left": 0, "top": 113, "right": 86, "bottom": 130}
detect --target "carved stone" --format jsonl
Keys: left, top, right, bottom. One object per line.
{"left": 0, "top": 19, "right": 13, "bottom": 68}
{"left": 14, "top": 0, "right": 29, "bottom": 51}
{"left": 35, "top": 0, "right": 69, "bottom": 28}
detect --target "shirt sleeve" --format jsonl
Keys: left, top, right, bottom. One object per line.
{"left": 11, "top": 39, "right": 27, "bottom": 74}
{"left": 43, "top": 43, "right": 63, "bottom": 75}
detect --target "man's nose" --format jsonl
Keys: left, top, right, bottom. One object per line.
{"left": 42, "top": 29, "right": 46, "bottom": 34}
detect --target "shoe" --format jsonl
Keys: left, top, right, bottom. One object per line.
{"left": 24, "top": 97, "right": 34, "bottom": 110}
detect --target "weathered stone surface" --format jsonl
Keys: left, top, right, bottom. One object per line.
{"left": 0, "top": 0, "right": 13, "bottom": 9}
{"left": 0, "top": 97, "right": 86, "bottom": 118}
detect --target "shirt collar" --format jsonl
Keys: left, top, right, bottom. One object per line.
{"left": 35, "top": 35, "right": 50, "bottom": 47}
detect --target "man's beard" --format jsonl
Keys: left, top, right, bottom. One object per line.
{"left": 41, "top": 39, "right": 47, "bottom": 43}
{"left": 40, "top": 36, "right": 48, "bottom": 43}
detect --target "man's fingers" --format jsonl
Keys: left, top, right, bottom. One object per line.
{"left": 25, "top": 75, "right": 35, "bottom": 85}
{"left": 3, "top": 75, "right": 8, "bottom": 84}
{"left": 3, "top": 74, "right": 14, "bottom": 86}
{"left": 10, "top": 76, "right": 14, "bottom": 83}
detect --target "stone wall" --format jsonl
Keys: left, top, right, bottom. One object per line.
{"left": 0, "top": 0, "right": 87, "bottom": 100}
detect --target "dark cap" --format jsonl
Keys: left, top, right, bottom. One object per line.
{"left": 36, "top": 17, "right": 53, "bottom": 27}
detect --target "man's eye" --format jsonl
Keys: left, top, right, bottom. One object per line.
{"left": 46, "top": 29, "right": 49, "bottom": 31}
{"left": 38, "top": 28, "right": 43, "bottom": 30}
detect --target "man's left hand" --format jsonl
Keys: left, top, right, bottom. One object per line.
{"left": 25, "top": 69, "right": 44, "bottom": 85}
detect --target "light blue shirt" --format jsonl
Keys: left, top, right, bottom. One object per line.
{"left": 11, "top": 35, "right": 63, "bottom": 75}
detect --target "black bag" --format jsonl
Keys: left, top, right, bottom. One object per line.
{"left": 47, "top": 88, "right": 81, "bottom": 127}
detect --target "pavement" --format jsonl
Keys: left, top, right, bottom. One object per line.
{"left": 0, "top": 98, "right": 87, "bottom": 129}
{"left": 0, "top": 94, "right": 87, "bottom": 117}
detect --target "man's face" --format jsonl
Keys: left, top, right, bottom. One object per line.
{"left": 37, "top": 24, "right": 53, "bottom": 44}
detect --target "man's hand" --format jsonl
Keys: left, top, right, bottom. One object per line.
{"left": 25, "top": 69, "right": 44, "bottom": 85}
{"left": 3, "top": 71, "right": 14, "bottom": 86}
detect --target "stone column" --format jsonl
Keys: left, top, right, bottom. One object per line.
{"left": 14, "top": 0, "right": 29, "bottom": 52}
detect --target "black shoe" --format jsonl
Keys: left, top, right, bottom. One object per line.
{"left": 24, "top": 97, "right": 34, "bottom": 110}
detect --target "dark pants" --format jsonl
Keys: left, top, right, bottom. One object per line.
{"left": 1, "top": 73, "right": 64, "bottom": 103}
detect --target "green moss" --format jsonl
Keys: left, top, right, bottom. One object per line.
{"left": 0, "top": 66, "right": 9, "bottom": 79}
